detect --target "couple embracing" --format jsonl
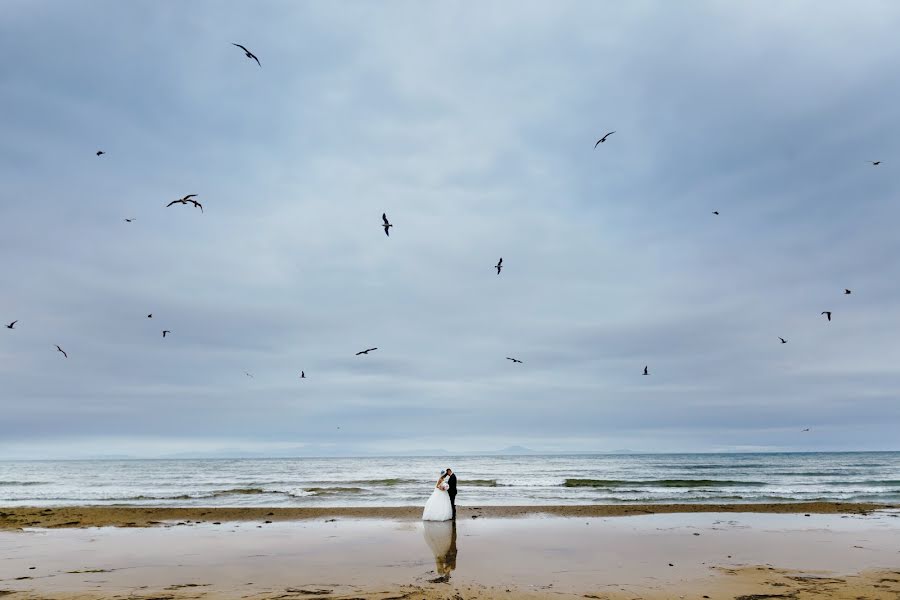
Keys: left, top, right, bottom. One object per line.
{"left": 422, "top": 467, "right": 457, "bottom": 521}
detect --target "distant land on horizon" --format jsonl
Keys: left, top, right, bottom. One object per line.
{"left": 6, "top": 447, "right": 897, "bottom": 461}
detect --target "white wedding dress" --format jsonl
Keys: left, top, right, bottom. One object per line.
{"left": 422, "top": 480, "right": 453, "bottom": 521}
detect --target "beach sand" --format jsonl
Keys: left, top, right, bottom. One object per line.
{"left": 1, "top": 507, "right": 899, "bottom": 599}
{"left": 0, "top": 501, "right": 892, "bottom": 530}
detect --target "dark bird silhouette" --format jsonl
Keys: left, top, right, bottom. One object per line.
{"left": 506, "top": 357, "right": 523, "bottom": 364}
{"left": 821, "top": 311, "right": 832, "bottom": 322}
{"left": 356, "top": 347, "right": 378, "bottom": 355}
{"left": 643, "top": 366, "right": 648, "bottom": 376}
{"left": 593, "top": 131, "right": 615, "bottom": 148}
{"left": 779, "top": 337, "right": 787, "bottom": 344}
{"left": 55, "top": 345, "right": 68, "bottom": 358}
{"left": 244, "top": 371, "right": 254, "bottom": 378}
{"left": 712, "top": 211, "right": 719, "bottom": 215}
{"left": 166, "top": 194, "right": 200, "bottom": 210}
{"left": 124, "top": 218, "right": 135, "bottom": 223}
{"left": 802, "top": 428, "right": 810, "bottom": 432}
{"left": 382, "top": 213, "right": 392, "bottom": 236}
{"left": 844, "top": 289, "right": 852, "bottom": 295}
{"left": 162, "top": 330, "right": 171, "bottom": 338}
{"left": 6, "top": 320, "right": 17, "bottom": 329}
{"left": 869, "top": 160, "right": 881, "bottom": 166}
{"left": 96, "top": 150, "right": 105, "bottom": 156}
{"left": 300, "top": 371, "right": 306, "bottom": 379}
{"left": 147, "top": 314, "right": 152, "bottom": 318}
{"left": 232, "top": 43, "right": 261, "bottom": 67}
{"left": 495, "top": 258, "right": 503, "bottom": 275}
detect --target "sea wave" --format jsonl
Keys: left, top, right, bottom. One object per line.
{"left": 346, "top": 478, "right": 412, "bottom": 486}
{"left": 304, "top": 487, "right": 366, "bottom": 496}
{"left": 463, "top": 479, "right": 498, "bottom": 487}
{"left": 0, "top": 481, "right": 47, "bottom": 486}
{"left": 564, "top": 479, "right": 767, "bottom": 488}
{"left": 209, "top": 487, "right": 274, "bottom": 497}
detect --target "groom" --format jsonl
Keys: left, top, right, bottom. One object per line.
{"left": 445, "top": 468, "right": 457, "bottom": 519}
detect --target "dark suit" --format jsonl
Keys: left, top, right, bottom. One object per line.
{"left": 447, "top": 473, "right": 457, "bottom": 519}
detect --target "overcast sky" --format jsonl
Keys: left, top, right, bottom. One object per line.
{"left": 2, "top": 1, "right": 899, "bottom": 459}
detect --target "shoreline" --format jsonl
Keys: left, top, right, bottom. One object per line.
{"left": 1, "top": 501, "right": 894, "bottom": 529}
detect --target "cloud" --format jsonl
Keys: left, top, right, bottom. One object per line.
{"left": 1, "top": 2, "right": 899, "bottom": 458}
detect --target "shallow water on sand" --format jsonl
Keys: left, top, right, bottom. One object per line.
{"left": 0, "top": 512, "right": 899, "bottom": 597}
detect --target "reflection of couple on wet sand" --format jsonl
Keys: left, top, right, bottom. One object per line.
{"left": 421, "top": 468, "right": 459, "bottom": 582}
{"left": 423, "top": 520, "right": 457, "bottom": 582}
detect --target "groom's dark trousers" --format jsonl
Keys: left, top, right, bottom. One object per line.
{"left": 447, "top": 473, "right": 457, "bottom": 519}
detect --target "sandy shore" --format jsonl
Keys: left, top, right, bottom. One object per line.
{"left": 1, "top": 511, "right": 899, "bottom": 599}
{"left": 0, "top": 501, "right": 893, "bottom": 530}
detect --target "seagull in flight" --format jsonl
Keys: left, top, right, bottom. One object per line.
{"left": 166, "top": 194, "right": 201, "bottom": 211}
{"left": 96, "top": 150, "right": 105, "bottom": 156}
{"left": 495, "top": 258, "right": 503, "bottom": 275}
{"left": 232, "top": 43, "right": 261, "bottom": 67}
{"left": 642, "top": 366, "right": 649, "bottom": 376}
{"left": 779, "top": 337, "right": 787, "bottom": 344}
{"left": 821, "top": 311, "right": 832, "bottom": 322}
{"left": 162, "top": 330, "right": 171, "bottom": 338}
{"left": 506, "top": 357, "right": 523, "bottom": 364}
{"left": 55, "top": 345, "right": 68, "bottom": 358}
{"left": 300, "top": 371, "right": 306, "bottom": 379}
{"left": 382, "top": 213, "right": 393, "bottom": 237}
{"left": 712, "top": 211, "right": 719, "bottom": 215}
{"left": 147, "top": 314, "right": 152, "bottom": 318}
{"left": 844, "top": 289, "right": 852, "bottom": 295}
{"left": 6, "top": 320, "right": 17, "bottom": 329}
{"left": 124, "top": 218, "right": 136, "bottom": 223}
{"left": 594, "top": 131, "right": 615, "bottom": 148}
{"left": 802, "top": 428, "right": 810, "bottom": 432}
{"left": 356, "top": 347, "right": 378, "bottom": 355}
{"left": 244, "top": 371, "right": 254, "bottom": 378}
{"left": 868, "top": 160, "right": 881, "bottom": 166}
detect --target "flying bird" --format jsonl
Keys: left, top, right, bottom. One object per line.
{"left": 593, "top": 131, "right": 615, "bottom": 148}
{"left": 642, "top": 366, "right": 648, "bottom": 376}
{"left": 244, "top": 371, "right": 254, "bottom": 378}
{"left": 868, "top": 160, "right": 881, "bottom": 166}
{"left": 712, "top": 211, "right": 719, "bottom": 215}
{"left": 300, "top": 371, "right": 306, "bottom": 379}
{"left": 382, "top": 213, "right": 392, "bottom": 236}
{"left": 506, "top": 357, "right": 523, "bottom": 364}
{"left": 55, "top": 345, "right": 68, "bottom": 358}
{"left": 802, "top": 428, "right": 810, "bottom": 432}
{"left": 166, "top": 194, "right": 200, "bottom": 210}
{"left": 495, "top": 258, "right": 503, "bottom": 275}
{"left": 779, "top": 337, "right": 787, "bottom": 344}
{"left": 356, "top": 347, "right": 378, "bottom": 355}
{"left": 844, "top": 289, "right": 852, "bottom": 295}
{"left": 124, "top": 218, "right": 135, "bottom": 223}
{"left": 821, "top": 311, "right": 832, "bottom": 321}
{"left": 96, "top": 150, "right": 105, "bottom": 156}
{"left": 147, "top": 314, "right": 152, "bottom": 318}
{"left": 232, "top": 43, "right": 261, "bottom": 67}
{"left": 162, "top": 330, "right": 171, "bottom": 338}
{"left": 6, "top": 320, "right": 17, "bottom": 329}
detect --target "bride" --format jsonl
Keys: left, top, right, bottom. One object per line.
{"left": 422, "top": 470, "right": 453, "bottom": 521}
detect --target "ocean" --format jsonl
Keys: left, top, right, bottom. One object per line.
{"left": 0, "top": 452, "right": 898, "bottom": 507}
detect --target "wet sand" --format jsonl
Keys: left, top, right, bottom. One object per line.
{"left": 1, "top": 510, "right": 899, "bottom": 599}
{"left": 0, "top": 501, "right": 893, "bottom": 530}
